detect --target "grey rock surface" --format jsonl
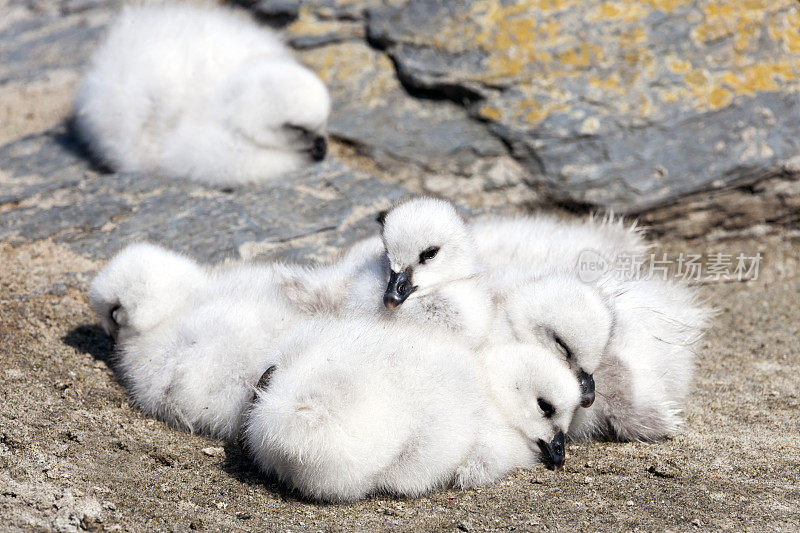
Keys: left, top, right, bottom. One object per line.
{"left": 364, "top": 0, "right": 800, "bottom": 212}
{"left": 5, "top": 0, "right": 797, "bottom": 228}
{"left": 0, "top": 0, "right": 120, "bottom": 85}
{"left": 0, "top": 127, "right": 408, "bottom": 264}
{"left": 300, "top": 41, "right": 508, "bottom": 173}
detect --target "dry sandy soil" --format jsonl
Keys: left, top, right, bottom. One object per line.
{"left": 1, "top": 233, "right": 799, "bottom": 532}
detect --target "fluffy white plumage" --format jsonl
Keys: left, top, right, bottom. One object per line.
{"left": 498, "top": 271, "right": 614, "bottom": 405}
{"left": 362, "top": 198, "right": 612, "bottom": 399}
{"left": 470, "top": 206, "right": 713, "bottom": 440}
{"left": 272, "top": 235, "right": 387, "bottom": 316}
{"left": 110, "top": 296, "right": 281, "bottom": 440}
{"left": 90, "top": 244, "right": 306, "bottom": 440}
{"left": 276, "top": 200, "right": 495, "bottom": 347}
{"left": 243, "top": 317, "right": 579, "bottom": 502}
{"left": 88, "top": 195, "right": 712, "bottom": 500}
{"left": 300, "top": 199, "right": 642, "bottom": 360}
{"left": 568, "top": 279, "right": 714, "bottom": 441}
{"left": 89, "top": 241, "right": 582, "bottom": 497}
{"left": 370, "top": 197, "right": 712, "bottom": 441}
{"left": 471, "top": 212, "right": 649, "bottom": 285}
{"left": 74, "top": 2, "right": 331, "bottom": 184}
{"left": 379, "top": 199, "right": 495, "bottom": 345}
{"left": 89, "top": 242, "right": 207, "bottom": 343}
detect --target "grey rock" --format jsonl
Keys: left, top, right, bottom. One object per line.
{"left": 0, "top": 127, "right": 409, "bottom": 264}
{"left": 298, "top": 41, "right": 509, "bottom": 185}
{"left": 0, "top": 1, "right": 119, "bottom": 85}
{"left": 366, "top": 0, "right": 800, "bottom": 212}
{"left": 248, "top": 0, "right": 300, "bottom": 22}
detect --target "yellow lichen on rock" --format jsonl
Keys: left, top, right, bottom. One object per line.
{"left": 643, "top": 0, "right": 691, "bottom": 12}
{"left": 478, "top": 105, "right": 503, "bottom": 121}
{"left": 383, "top": 0, "right": 800, "bottom": 128}
{"left": 300, "top": 43, "right": 396, "bottom": 107}
{"left": 588, "top": 2, "right": 650, "bottom": 22}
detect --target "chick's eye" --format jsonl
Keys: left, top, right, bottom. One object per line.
{"left": 537, "top": 398, "right": 555, "bottom": 419}
{"left": 283, "top": 124, "right": 311, "bottom": 136}
{"left": 554, "top": 335, "right": 572, "bottom": 360}
{"left": 419, "top": 246, "right": 440, "bottom": 264}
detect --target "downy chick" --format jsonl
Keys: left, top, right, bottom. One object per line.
{"left": 90, "top": 243, "right": 304, "bottom": 440}
{"left": 89, "top": 242, "right": 207, "bottom": 342}
{"left": 243, "top": 317, "right": 580, "bottom": 502}
{"left": 569, "top": 278, "right": 714, "bottom": 441}
{"left": 74, "top": 2, "right": 330, "bottom": 184}
{"left": 377, "top": 198, "right": 494, "bottom": 346}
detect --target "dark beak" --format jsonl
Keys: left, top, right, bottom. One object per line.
{"left": 384, "top": 270, "right": 413, "bottom": 310}
{"left": 537, "top": 431, "right": 566, "bottom": 470}
{"left": 250, "top": 364, "right": 277, "bottom": 405}
{"left": 578, "top": 369, "right": 595, "bottom": 408}
{"left": 311, "top": 136, "right": 327, "bottom": 161}
{"left": 255, "top": 365, "right": 277, "bottom": 391}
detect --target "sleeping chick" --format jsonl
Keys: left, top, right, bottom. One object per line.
{"left": 74, "top": 2, "right": 330, "bottom": 184}
{"left": 243, "top": 317, "right": 580, "bottom": 502}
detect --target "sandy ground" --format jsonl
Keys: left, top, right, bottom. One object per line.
{"left": 1, "top": 234, "right": 798, "bottom": 532}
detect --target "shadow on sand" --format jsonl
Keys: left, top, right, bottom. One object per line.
{"left": 62, "top": 323, "right": 115, "bottom": 368}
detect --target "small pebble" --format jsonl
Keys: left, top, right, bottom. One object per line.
{"left": 202, "top": 446, "right": 225, "bottom": 458}
{"left": 54, "top": 381, "right": 72, "bottom": 391}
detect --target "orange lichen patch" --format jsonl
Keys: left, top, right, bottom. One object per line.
{"left": 637, "top": 93, "right": 657, "bottom": 116}
{"left": 691, "top": 20, "right": 732, "bottom": 45}
{"left": 478, "top": 105, "right": 503, "bottom": 121}
{"left": 622, "top": 46, "right": 654, "bottom": 70}
{"left": 718, "top": 62, "right": 796, "bottom": 95}
{"left": 521, "top": 100, "right": 548, "bottom": 124}
{"left": 707, "top": 87, "right": 733, "bottom": 109}
{"left": 644, "top": 0, "right": 691, "bottom": 12}
{"left": 780, "top": 27, "right": 800, "bottom": 54}
{"left": 286, "top": 7, "right": 339, "bottom": 37}
{"left": 597, "top": 1, "right": 623, "bottom": 18}
{"left": 589, "top": 74, "right": 627, "bottom": 95}
{"left": 667, "top": 57, "right": 692, "bottom": 74}
{"left": 509, "top": 95, "right": 571, "bottom": 126}
{"left": 685, "top": 69, "right": 733, "bottom": 110}
{"left": 486, "top": 16, "right": 538, "bottom": 51}
{"left": 558, "top": 42, "right": 604, "bottom": 69}
{"left": 301, "top": 43, "right": 396, "bottom": 105}
{"left": 685, "top": 69, "right": 709, "bottom": 90}
{"left": 769, "top": 10, "right": 800, "bottom": 54}
{"left": 418, "top": 0, "right": 800, "bottom": 126}
{"left": 540, "top": 18, "right": 562, "bottom": 41}
{"left": 684, "top": 59, "right": 797, "bottom": 110}
{"left": 735, "top": 11, "right": 767, "bottom": 52}
{"left": 588, "top": 2, "right": 650, "bottom": 22}
{"left": 692, "top": 0, "right": 768, "bottom": 51}
{"left": 619, "top": 26, "right": 647, "bottom": 45}
{"left": 658, "top": 87, "right": 691, "bottom": 103}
